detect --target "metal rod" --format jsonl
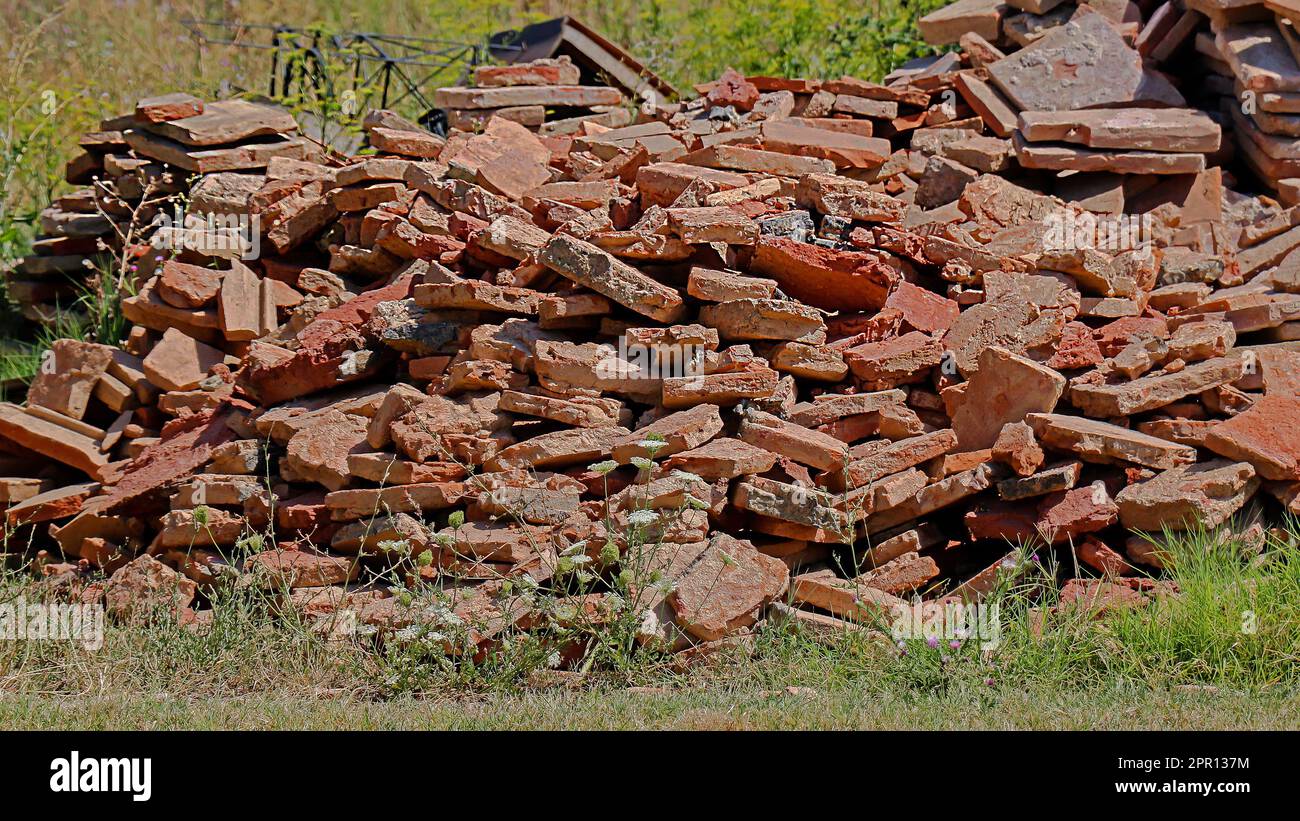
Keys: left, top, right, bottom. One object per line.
{"left": 179, "top": 17, "right": 502, "bottom": 118}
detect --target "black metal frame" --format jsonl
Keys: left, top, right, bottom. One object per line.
{"left": 180, "top": 19, "right": 522, "bottom": 113}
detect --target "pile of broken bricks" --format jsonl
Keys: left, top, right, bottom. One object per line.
{"left": 9, "top": 94, "right": 315, "bottom": 325}
{"left": 918, "top": 0, "right": 1300, "bottom": 208}
{"left": 9, "top": 59, "right": 630, "bottom": 328}
{"left": 1196, "top": 3, "right": 1300, "bottom": 205}
{"left": 1, "top": 35, "right": 1299, "bottom": 662}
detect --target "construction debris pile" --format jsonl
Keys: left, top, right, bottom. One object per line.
{"left": 3, "top": 6, "right": 1300, "bottom": 660}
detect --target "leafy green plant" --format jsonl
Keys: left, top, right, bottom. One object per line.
{"left": 576, "top": 0, "right": 947, "bottom": 88}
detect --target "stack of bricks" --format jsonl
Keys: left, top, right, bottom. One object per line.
{"left": 434, "top": 56, "right": 630, "bottom": 136}
{"left": 1191, "top": 2, "right": 1300, "bottom": 206}
{"left": 9, "top": 93, "right": 311, "bottom": 324}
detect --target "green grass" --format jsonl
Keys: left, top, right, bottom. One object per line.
{"left": 1, "top": 521, "right": 1297, "bottom": 729}
{"left": 0, "top": 267, "right": 129, "bottom": 396}
{"left": 0, "top": 342, "right": 39, "bottom": 383}
{"left": 4, "top": 682, "right": 1295, "bottom": 730}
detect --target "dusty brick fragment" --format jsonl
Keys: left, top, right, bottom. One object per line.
{"left": 951, "top": 346, "right": 1065, "bottom": 451}
{"left": 884, "top": 280, "right": 960, "bottom": 335}
{"left": 242, "top": 273, "right": 416, "bottom": 405}
{"left": 686, "top": 267, "right": 778, "bottom": 302}
{"left": 942, "top": 296, "right": 1071, "bottom": 378}
{"left": 158, "top": 260, "right": 223, "bottom": 309}
{"left": 794, "top": 173, "right": 906, "bottom": 222}
{"left": 135, "top": 92, "right": 204, "bottom": 123}
{"left": 915, "top": 155, "right": 979, "bottom": 208}
{"left": 326, "top": 483, "right": 466, "bottom": 522}
{"left": 27, "top": 339, "right": 115, "bottom": 421}
{"left": 707, "top": 69, "right": 761, "bottom": 112}
{"left": 670, "top": 534, "right": 788, "bottom": 641}
{"left": 1116, "top": 459, "right": 1258, "bottom": 531}
{"left": 666, "top": 206, "right": 758, "bottom": 245}
{"left": 791, "top": 569, "right": 907, "bottom": 622}
{"left": 750, "top": 237, "right": 899, "bottom": 312}
{"left": 1047, "top": 321, "right": 1104, "bottom": 370}
{"left": 1069, "top": 355, "right": 1246, "bottom": 418}
{"left": 661, "top": 367, "right": 780, "bottom": 409}
{"left": 991, "top": 421, "right": 1044, "bottom": 477}
{"left": 761, "top": 121, "right": 891, "bottom": 169}
{"left": 734, "top": 477, "right": 849, "bottom": 537}
{"left": 474, "top": 57, "right": 581, "bottom": 87}
{"left": 245, "top": 549, "right": 358, "bottom": 589}
{"left": 103, "top": 554, "right": 197, "bottom": 622}
{"left": 661, "top": 437, "right": 778, "bottom": 481}
{"left": 285, "top": 409, "right": 369, "bottom": 492}
{"left": 1205, "top": 396, "right": 1300, "bottom": 480}
{"left": 841, "top": 429, "right": 958, "bottom": 490}
{"left": 4, "top": 483, "right": 98, "bottom": 527}
{"left": 1027, "top": 413, "right": 1197, "bottom": 470}
{"left": 996, "top": 462, "right": 1080, "bottom": 501}
{"left": 770, "top": 341, "right": 848, "bottom": 381}
{"left": 699, "top": 299, "right": 825, "bottom": 343}
{"left": 1078, "top": 536, "right": 1135, "bottom": 578}
{"left": 1036, "top": 484, "right": 1119, "bottom": 544}
{"left": 539, "top": 234, "right": 686, "bottom": 323}
{"left": 101, "top": 403, "right": 243, "bottom": 515}
{"left": 844, "top": 331, "right": 944, "bottom": 389}
{"left": 612, "top": 404, "right": 723, "bottom": 463}
{"left": 854, "top": 552, "right": 940, "bottom": 595}
{"left": 488, "top": 426, "right": 630, "bottom": 472}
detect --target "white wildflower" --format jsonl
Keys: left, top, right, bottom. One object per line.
{"left": 627, "top": 509, "right": 660, "bottom": 527}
